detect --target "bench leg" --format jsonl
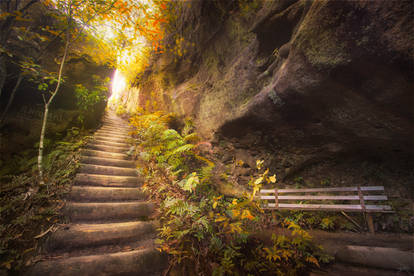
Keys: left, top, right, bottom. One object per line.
{"left": 366, "top": 213, "right": 375, "bottom": 233}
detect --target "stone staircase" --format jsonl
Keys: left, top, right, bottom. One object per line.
{"left": 28, "top": 113, "right": 167, "bottom": 276}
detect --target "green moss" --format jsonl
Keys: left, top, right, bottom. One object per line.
{"left": 268, "top": 89, "right": 284, "bottom": 106}
{"left": 294, "top": 2, "right": 351, "bottom": 68}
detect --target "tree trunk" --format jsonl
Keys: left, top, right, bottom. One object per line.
{"left": 38, "top": 102, "right": 49, "bottom": 185}
{"left": 0, "top": 73, "right": 23, "bottom": 126}
{"left": 37, "top": 15, "right": 71, "bottom": 186}
{"left": 0, "top": 54, "right": 6, "bottom": 100}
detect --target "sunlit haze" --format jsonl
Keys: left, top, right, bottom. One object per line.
{"left": 110, "top": 69, "right": 127, "bottom": 102}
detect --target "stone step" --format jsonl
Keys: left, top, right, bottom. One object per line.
{"left": 69, "top": 186, "right": 146, "bottom": 202}
{"left": 94, "top": 134, "right": 128, "bottom": 143}
{"left": 45, "top": 221, "right": 155, "bottom": 252}
{"left": 28, "top": 247, "right": 167, "bottom": 276}
{"left": 64, "top": 201, "right": 154, "bottom": 222}
{"left": 98, "top": 129, "right": 130, "bottom": 136}
{"left": 86, "top": 143, "right": 129, "bottom": 154}
{"left": 99, "top": 125, "right": 131, "bottom": 131}
{"left": 95, "top": 130, "right": 130, "bottom": 139}
{"left": 98, "top": 126, "right": 130, "bottom": 133}
{"left": 101, "top": 123, "right": 129, "bottom": 129}
{"left": 80, "top": 156, "right": 135, "bottom": 168}
{"left": 89, "top": 140, "right": 130, "bottom": 149}
{"left": 92, "top": 138, "right": 130, "bottom": 148}
{"left": 81, "top": 149, "right": 129, "bottom": 160}
{"left": 103, "top": 116, "right": 127, "bottom": 122}
{"left": 75, "top": 173, "right": 141, "bottom": 187}
{"left": 79, "top": 164, "right": 137, "bottom": 177}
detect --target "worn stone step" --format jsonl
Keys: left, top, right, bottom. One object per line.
{"left": 98, "top": 127, "right": 130, "bottom": 134}
{"left": 98, "top": 124, "right": 131, "bottom": 134}
{"left": 79, "top": 164, "right": 137, "bottom": 177}
{"left": 75, "top": 173, "right": 141, "bottom": 187}
{"left": 99, "top": 125, "right": 130, "bottom": 131}
{"left": 94, "top": 134, "right": 128, "bottom": 143}
{"left": 89, "top": 140, "right": 130, "bottom": 149}
{"left": 95, "top": 130, "right": 130, "bottom": 139}
{"left": 46, "top": 221, "right": 155, "bottom": 252}
{"left": 103, "top": 116, "right": 126, "bottom": 121}
{"left": 80, "top": 156, "right": 135, "bottom": 168}
{"left": 92, "top": 138, "right": 130, "bottom": 148}
{"left": 101, "top": 123, "right": 128, "bottom": 128}
{"left": 64, "top": 201, "right": 154, "bottom": 222}
{"left": 69, "top": 186, "right": 146, "bottom": 202}
{"left": 81, "top": 149, "right": 129, "bottom": 160}
{"left": 86, "top": 143, "right": 129, "bottom": 154}
{"left": 28, "top": 247, "right": 167, "bottom": 276}
{"left": 98, "top": 129, "right": 130, "bottom": 136}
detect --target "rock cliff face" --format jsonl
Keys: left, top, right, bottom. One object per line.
{"left": 126, "top": 0, "right": 413, "bottom": 196}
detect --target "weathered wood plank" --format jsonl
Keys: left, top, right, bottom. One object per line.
{"left": 260, "top": 186, "right": 384, "bottom": 193}
{"left": 263, "top": 203, "right": 392, "bottom": 212}
{"left": 259, "top": 195, "right": 388, "bottom": 201}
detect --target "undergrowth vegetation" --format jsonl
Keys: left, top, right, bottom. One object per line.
{"left": 0, "top": 127, "right": 90, "bottom": 272}
{"left": 128, "top": 110, "right": 330, "bottom": 275}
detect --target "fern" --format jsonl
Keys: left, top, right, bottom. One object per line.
{"left": 169, "top": 144, "right": 194, "bottom": 157}
{"left": 183, "top": 132, "right": 199, "bottom": 142}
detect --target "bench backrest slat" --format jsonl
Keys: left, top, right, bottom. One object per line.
{"left": 259, "top": 185, "right": 392, "bottom": 213}
{"left": 260, "top": 186, "right": 384, "bottom": 194}
{"left": 265, "top": 203, "right": 392, "bottom": 212}
{"left": 260, "top": 195, "right": 388, "bottom": 201}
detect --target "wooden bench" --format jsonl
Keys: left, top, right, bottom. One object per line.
{"left": 259, "top": 186, "right": 393, "bottom": 233}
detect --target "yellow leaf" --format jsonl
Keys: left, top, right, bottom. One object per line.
{"left": 232, "top": 209, "right": 240, "bottom": 217}
{"left": 269, "top": 174, "right": 277, "bottom": 183}
{"left": 254, "top": 177, "right": 263, "bottom": 185}
{"left": 241, "top": 210, "right": 254, "bottom": 220}
{"left": 215, "top": 216, "right": 227, "bottom": 223}
{"left": 213, "top": 201, "right": 218, "bottom": 209}
{"left": 306, "top": 256, "right": 320, "bottom": 267}
{"left": 256, "top": 159, "right": 264, "bottom": 169}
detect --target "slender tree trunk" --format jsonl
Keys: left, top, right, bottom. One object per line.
{"left": 0, "top": 73, "right": 23, "bottom": 126}
{"left": 38, "top": 17, "right": 71, "bottom": 186}
{"left": 38, "top": 101, "right": 49, "bottom": 184}
{"left": 0, "top": 54, "right": 6, "bottom": 100}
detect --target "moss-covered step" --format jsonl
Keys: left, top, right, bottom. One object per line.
{"left": 69, "top": 186, "right": 146, "bottom": 202}
{"left": 28, "top": 247, "right": 167, "bottom": 276}
{"left": 64, "top": 201, "right": 154, "bottom": 222}
{"left": 80, "top": 156, "right": 135, "bottom": 168}
{"left": 45, "top": 221, "right": 155, "bottom": 251}
{"left": 75, "top": 173, "right": 141, "bottom": 187}
{"left": 81, "top": 149, "right": 129, "bottom": 160}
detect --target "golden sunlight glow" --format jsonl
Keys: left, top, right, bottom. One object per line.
{"left": 109, "top": 69, "right": 126, "bottom": 102}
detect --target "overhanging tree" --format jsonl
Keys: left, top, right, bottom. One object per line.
{"left": 36, "top": 0, "right": 123, "bottom": 186}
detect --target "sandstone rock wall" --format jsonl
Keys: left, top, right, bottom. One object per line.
{"left": 127, "top": 0, "right": 413, "bottom": 193}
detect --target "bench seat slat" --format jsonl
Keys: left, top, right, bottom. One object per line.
{"left": 260, "top": 186, "right": 384, "bottom": 194}
{"left": 260, "top": 195, "right": 387, "bottom": 201}
{"left": 264, "top": 203, "right": 392, "bottom": 212}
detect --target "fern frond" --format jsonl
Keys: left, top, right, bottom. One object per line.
{"left": 183, "top": 132, "right": 199, "bottom": 142}
{"left": 170, "top": 144, "right": 194, "bottom": 156}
